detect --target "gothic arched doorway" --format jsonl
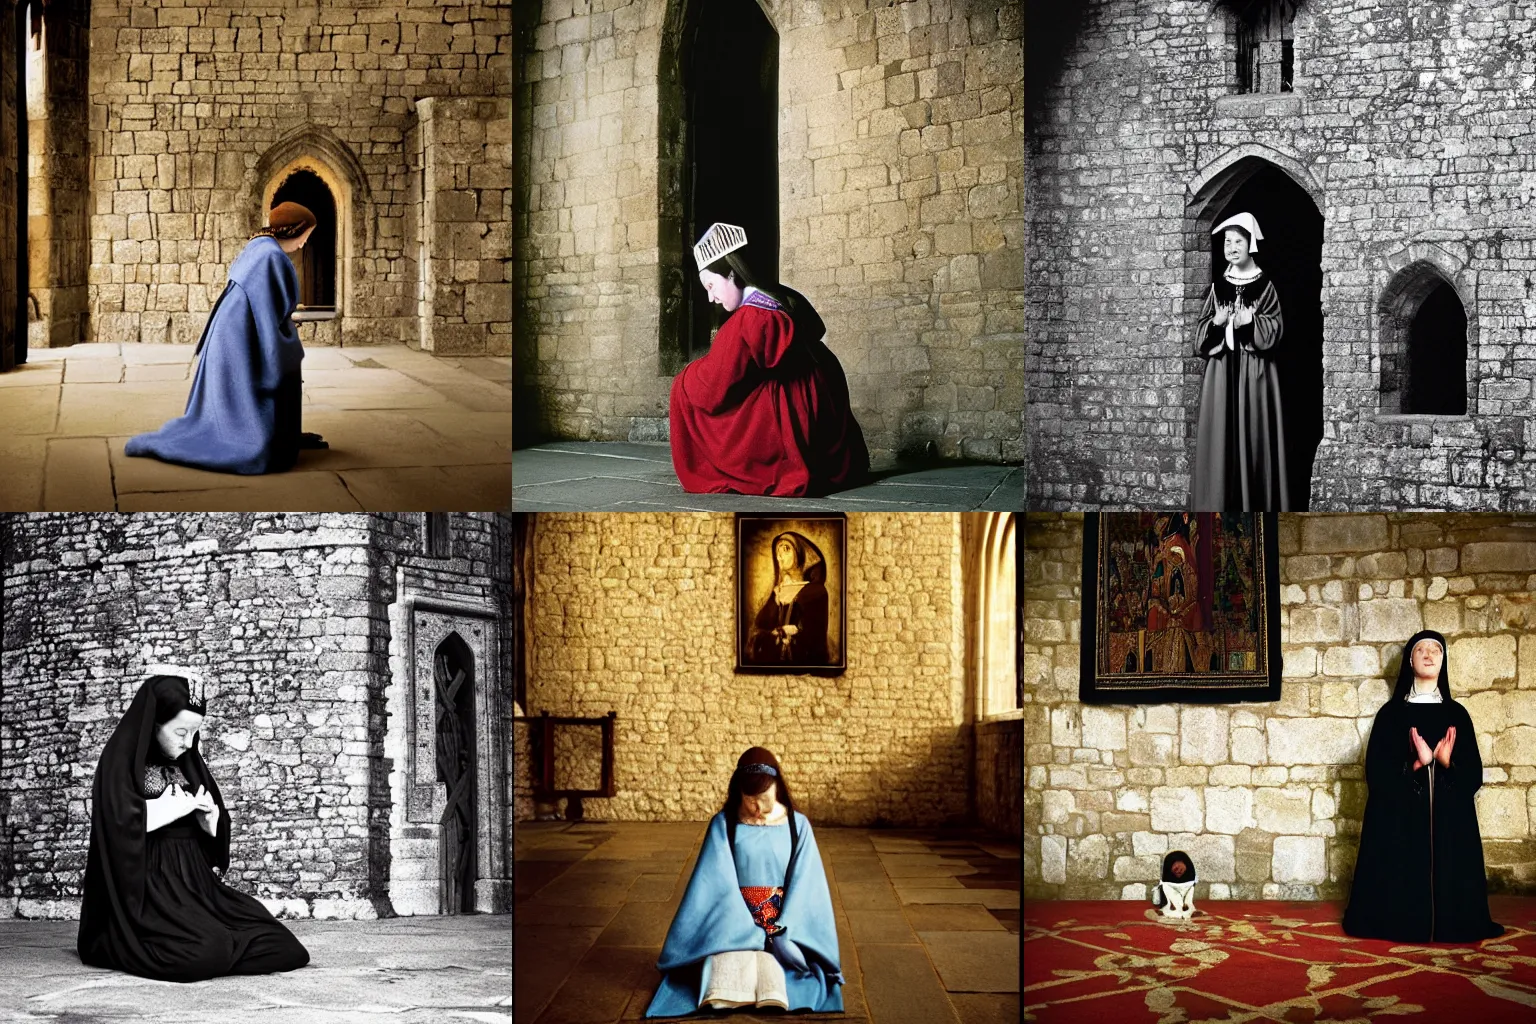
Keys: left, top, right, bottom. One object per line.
{"left": 1187, "top": 155, "right": 1324, "bottom": 509}
{"left": 271, "top": 170, "right": 337, "bottom": 312}
{"left": 434, "top": 631, "right": 477, "bottom": 914}
{"left": 658, "top": 0, "right": 778, "bottom": 372}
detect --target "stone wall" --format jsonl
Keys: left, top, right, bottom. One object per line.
{"left": 1026, "top": 0, "right": 1536, "bottom": 509}
{"left": 514, "top": 0, "right": 1023, "bottom": 463}
{"left": 519, "top": 512, "right": 975, "bottom": 827}
{"left": 412, "top": 95, "right": 512, "bottom": 355}
{"left": 976, "top": 717, "right": 1020, "bottom": 838}
{"left": 81, "top": 0, "right": 509, "bottom": 348}
{"left": 1, "top": 512, "right": 514, "bottom": 919}
{"left": 1024, "top": 512, "right": 1536, "bottom": 901}
{"left": 1, "top": 0, "right": 17, "bottom": 371}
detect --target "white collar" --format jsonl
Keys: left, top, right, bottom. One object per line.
{"left": 743, "top": 285, "right": 760, "bottom": 301}
{"left": 1224, "top": 262, "right": 1263, "bottom": 285}
{"left": 1406, "top": 684, "right": 1443, "bottom": 703}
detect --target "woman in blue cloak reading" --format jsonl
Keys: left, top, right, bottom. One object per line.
{"left": 646, "top": 747, "right": 844, "bottom": 1017}
{"left": 124, "top": 201, "right": 327, "bottom": 474}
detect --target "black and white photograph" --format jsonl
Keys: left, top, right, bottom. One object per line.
{"left": 0, "top": 513, "right": 514, "bottom": 1020}
{"left": 1025, "top": 1, "right": 1536, "bottom": 511}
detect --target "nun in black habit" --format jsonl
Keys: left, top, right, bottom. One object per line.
{"left": 1342, "top": 631, "right": 1503, "bottom": 943}
{"left": 77, "top": 672, "right": 310, "bottom": 981}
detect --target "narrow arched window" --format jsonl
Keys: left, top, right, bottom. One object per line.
{"left": 1379, "top": 265, "right": 1469, "bottom": 416}
{"left": 271, "top": 170, "right": 337, "bottom": 311}
{"left": 1234, "top": 0, "right": 1296, "bottom": 94}
{"left": 1405, "top": 282, "right": 1468, "bottom": 415}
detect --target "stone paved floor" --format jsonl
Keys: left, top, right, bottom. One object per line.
{"left": 511, "top": 443, "right": 1024, "bottom": 511}
{"left": 0, "top": 343, "right": 511, "bottom": 511}
{"left": 514, "top": 822, "right": 1020, "bottom": 1024}
{"left": 0, "top": 914, "right": 511, "bottom": 1024}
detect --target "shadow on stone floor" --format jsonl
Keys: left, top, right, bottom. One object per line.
{"left": 0, "top": 914, "right": 512, "bottom": 1024}
{"left": 513, "top": 822, "right": 1020, "bottom": 1024}
{"left": 0, "top": 344, "right": 511, "bottom": 512}
{"left": 511, "top": 443, "right": 1023, "bottom": 511}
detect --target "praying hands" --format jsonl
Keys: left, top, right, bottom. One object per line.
{"left": 1410, "top": 725, "right": 1456, "bottom": 772}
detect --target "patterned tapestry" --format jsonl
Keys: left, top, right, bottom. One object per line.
{"left": 1079, "top": 512, "right": 1281, "bottom": 703}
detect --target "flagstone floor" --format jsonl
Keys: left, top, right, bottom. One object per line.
{"left": 0, "top": 914, "right": 511, "bottom": 1023}
{"left": 514, "top": 821, "right": 1020, "bottom": 1024}
{"left": 0, "top": 343, "right": 511, "bottom": 511}
{"left": 512, "top": 443, "right": 1023, "bottom": 511}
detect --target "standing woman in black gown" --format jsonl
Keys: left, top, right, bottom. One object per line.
{"left": 77, "top": 672, "right": 310, "bottom": 981}
{"left": 1343, "top": 632, "right": 1503, "bottom": 942}
{"left": 1190, "top": 212, "right": 1291, "bottom": 511}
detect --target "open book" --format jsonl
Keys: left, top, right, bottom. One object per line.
{"left": 700, "top": 950, "right": 789, "bottom": 1010}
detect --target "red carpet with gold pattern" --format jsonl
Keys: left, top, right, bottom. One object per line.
{"left": 1026, "top": 897, "right": 1536, "bottom": 1023}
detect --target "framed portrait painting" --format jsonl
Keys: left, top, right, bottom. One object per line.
{"left": 736, "top": 514, "right": 847, "bottom": 675}
{"left": 1080, "top": 511, "right": 1281, "bottom": 704}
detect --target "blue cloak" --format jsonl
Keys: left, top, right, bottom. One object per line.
{"left": 645, "top": 811, "right": 843, "bottom": 1017}
{"left": 124, "top": 235, "right": 305, "bottom": 475}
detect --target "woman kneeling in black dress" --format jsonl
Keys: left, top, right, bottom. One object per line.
{"left": 77, "top": 673, "right": 309, "bottom": 981}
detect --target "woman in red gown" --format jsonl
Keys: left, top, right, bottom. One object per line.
{"left": 670, "top": 223, "right": 869, "bottom": 496}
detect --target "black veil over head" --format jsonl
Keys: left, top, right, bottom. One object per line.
{"left": 81, "top": 674, "right": 230, "bottom": 926}
{"left": 1391, "top": 629, "right": 1452, "bottom": 704}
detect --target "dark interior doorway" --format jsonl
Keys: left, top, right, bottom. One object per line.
{"left": 1406, "top": 282, "right": 1467, "bottom": 415}
{"left": 682, "top": 0, "right": 777, "bottom": 363}
{"left": 434, "top": 633, "right": 477, "bottom": 914}
{"left": 271, "top": 170, "right": 336, "bottom": 309}
{"left": 1211, "top": 163, "right": 1324, "bottom": 509}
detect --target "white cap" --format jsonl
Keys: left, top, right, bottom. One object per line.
{"left": 1213, "top": 212, "right": 1264, "bottom": 251}
{"left": 693, "top": 222, "right": 748, "bottom": 271}
{"left": 145, "top": 663, "right": 207, "bottom": 705}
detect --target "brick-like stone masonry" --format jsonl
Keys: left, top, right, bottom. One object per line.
{"left": 77, "top": 0, "right": 509, "bottom": 352}
{"left": 516, "top": 512, "right": 981, "bottom": 827}
{"left": 1, "top": 512, "right": 514, "bottom": 920}
{"left": 514, "top": 0, "right": 1022, "bottom": 462}
{"left": 1027, "top": 1, "right": 1536, "bottom": 509}
{"left": 1025, "top": 512, "right": 1536, "bottom": 900}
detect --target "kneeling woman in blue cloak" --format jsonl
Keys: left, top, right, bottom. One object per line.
{"left": 646, "top": 747, "right": 844, "bottom": 1017}
{"left": 125, "top": 201, "right": 326, "bottom": 474}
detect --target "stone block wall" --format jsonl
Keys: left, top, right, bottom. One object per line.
{"left": 1, "top": 512, "right": 514, "bottom": 919}
{"left": 977, "top": 717, "right": 1021, "bottom": 838}
{"left": 514, "top": 0, "right": 1022, "bottom": 463}
{"left": 1026, "top": 0, "right": 1536, "bottom": 509}
{"left": 83, "top": 0, "right": 510, "bottom": 348}
{"left": 1, "top": 0, "right": 17, "bottom": 371}
{"left": 1024, "top": 512, "right": 1536, "bottom": 901}
{"left": 519, "top": 512, "right": 973, "bottom": 827}
{"left": 413, "top": 96, "right": 512, "bottom": 356}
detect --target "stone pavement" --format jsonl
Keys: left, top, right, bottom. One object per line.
{"left": 0, "top": 914, "right": 511, "bottom": 1024}
{"left": 0, "top": 343, "right": 512, "bottom": 512}
{"left": 514, "top": 822, "right": 1020, "bottom": 1024}
{"left": 511, "top": 443, "right": 1024, "bottom": 511}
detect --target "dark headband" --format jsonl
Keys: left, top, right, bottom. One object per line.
{"left": 741, "top": 763, "right": 778, "bottom": 777}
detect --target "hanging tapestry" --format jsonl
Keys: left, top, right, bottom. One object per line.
{"left": 1079, "top": 512, "right": 1281, "bottom": 704}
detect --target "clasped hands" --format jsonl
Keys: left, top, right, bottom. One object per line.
{"left": 1210, "top": 300, "right": 1254, "bottom": 329}
{"left": 165, "top": 783, "right": 221, "bottom": 836}
{"left": 1410, "top": 725, "right": 1456, "bottom": 772}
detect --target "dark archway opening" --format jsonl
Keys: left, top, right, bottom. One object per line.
{"left": 271, "top": 170, "right": 336, "bottom": 310}
{"left": 1405, "top": 282, "right": 1467, "bottom": 415}
{"left": 681, "top": 0, "right": 777, "bottom": 364}
{"left": 1206, "top": 161, "right": 1324, "bottom": 509}
{"left": 434, "top": 632, "right": 477, "bottom": 914}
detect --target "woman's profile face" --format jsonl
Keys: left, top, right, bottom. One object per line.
{"left": 700, "top": 269, "right": 743, "bottom": 312}
{"left": 155, "top": 709, "right": 205, "bottom": 759}
{"left": 279, "top": 225, "right": 316, "bottom": 254}
{"left": 774, "top": 538, "right": 798, "bottom": 574}
{"left": 1412, "top": 639, "right": 1444, "bottom": 680}
{"left": 1222, "top": 228, "right": 1251, "bottom": 265}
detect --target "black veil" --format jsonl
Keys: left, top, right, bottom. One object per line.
{"left": 1390, "top": 629, "right": 1452, "bottom": 704}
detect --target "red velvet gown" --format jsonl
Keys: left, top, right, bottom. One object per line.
{"left": 670, "top": 287, "right": 869, "bottom": 496}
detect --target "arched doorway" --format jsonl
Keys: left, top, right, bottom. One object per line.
{"left": 434, "top": 631, "right": 477, "bottom": 915}
{"left": 1379, "top": 266, "right": 1468, "bottom": 416}
{"left": 271, "top": 170, "right": 337, "bottom": 311}
{"left": 1188, "top": 155, "right": 1324, "bottom": 509}
{"left": 661, "top": 0, "right": 778, "bottom": 370}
